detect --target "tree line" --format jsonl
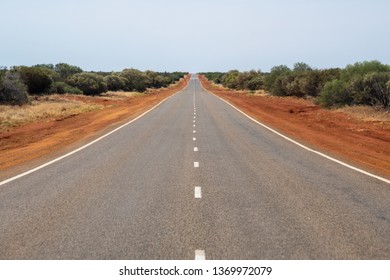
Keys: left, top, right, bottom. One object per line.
{"left": 201, "top": 61, "right": 390, "bottom": 108}
{"left": 0, "top": 63, "right": 187, "bottom": 105}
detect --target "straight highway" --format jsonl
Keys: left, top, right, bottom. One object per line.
{"left": 0, "top": 76, "right": 389, "bottom": 259}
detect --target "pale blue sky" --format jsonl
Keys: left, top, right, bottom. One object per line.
{"left": 1, "top": 0, "right": 389, "bottom": 72}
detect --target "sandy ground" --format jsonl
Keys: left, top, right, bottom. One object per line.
{"left": 199, "top": 75, "right": 390, "bottom": 178}
{"left": 0, "top": 76, "right": 189, "bottom": 175}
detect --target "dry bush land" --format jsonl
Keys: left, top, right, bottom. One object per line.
{"left": 200, "top": 75, "right": 390, "bottom": 178}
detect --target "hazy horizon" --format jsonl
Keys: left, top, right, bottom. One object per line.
{"left": 2, "top": 0, "right": 390, "bottom": 73}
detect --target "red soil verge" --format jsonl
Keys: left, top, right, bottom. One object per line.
{"left": 199, "top": 75, "right": 390, "bottom": 179}
{"left": 0, "top": 76, "right": 190, "bottom": 175}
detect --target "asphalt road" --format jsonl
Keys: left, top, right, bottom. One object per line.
{"left": 0, "top": 76, "right": 389, "bottom": 259}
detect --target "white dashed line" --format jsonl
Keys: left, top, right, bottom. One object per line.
{"left": 194, "top": 186, "right": 202, "bottom": 198}
{"left": 193, "top": 130, "right": 196, "bottom": 133}
{"left": 193, "top": 124, "right": 196, "bottom": 127}
{"left": 194, "top": 147, "right": 198, "bottom": 152}
{"left": 194, "top": 116, "right": 196, "bottom": 119}
{"left": 193, "top": 120, "right": 196, "bottom": 123}
{"left": 193, "top": 137, "right": 196, "bottom": 141}
{"left": 194, "top": 162, "right": 199, "bottom": 168}
{"left": 195, "top": 250, "right": 206, "bottom": 260}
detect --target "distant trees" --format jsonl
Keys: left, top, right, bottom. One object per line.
{"left": 145, "top": 71, "right": 170, "bottom": 88}
{"left": 0, "top": 63, "right": 187, "bottom": 105}
{"left": 211, "top": 70, "right": 264, "bottom": 91}
{"left": 54, "top": 63, "right": 83, "bottom": 79}
{"left": 120, "top": 69, "right": 151, "bottom": 92}
{"left": 202, "top": 60, "right": 390, "bottom": 108}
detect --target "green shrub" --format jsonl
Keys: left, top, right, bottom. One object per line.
{"left": 120, "top": 69, "right": 151, "bottom": 92}
{"left": 145, "top": 71, "right": 171, "bottom": 88}
{"left": 67, "top": 73, "right": 107, "bottom": 95}
{"left": 48, "top": 82, "right": 83, "bottom": 94}
{"left": 318, "top": 79, "right": 351, "bottom": 108}
{"left": 246, "top": 76, "right": 264, "bottom": 91}
{"left": 264, "top": 65, "right": 291, "bottom": 91}
{"left": 200, "top": 72, "right": 225, "bottom": 84}
{"left": 104, "top": 74, "right": 127, "bottom": 91}
{"left": 18, "top": 66, "right": 53, "bottom": 94}
{"left": 360, "top": 72, "right": 390, "bottom": 107}
{"left": 0, "top": 72, "right": 29, "bottom": 105}
{"left": 341, "top": 61, "right": 390, "bottom": 81}
{"left": 221, "top": 70, "right": 240, "bottom": 89}
{"left": 55, "top": 63, "right": 83, "bottom": 79}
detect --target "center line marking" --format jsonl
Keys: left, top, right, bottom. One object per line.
{"left": 193, "top": 124, "right": 196, "bottom": 127}
{"left": 194, "top": 162, "right": 199, "bottom": 168}
{"left": 195, "top": 250, "right": 206, "bottom": 260}
{"left": 194, "top": 186, "right": 202, "bottom": 198}
{"left": 194, "top": 147, "right": 198, "bottom": 152}
{"left": 193, "top": 137, "right": 196, "bottom": 141}
{"left": 193, "top": 130, "right": 196, "bottom": 133}
{"left": 193, "top": 120, "right": 196, "bottom": 123}
{"left": 194, "top": 116, "right": 196, "bottom": 119}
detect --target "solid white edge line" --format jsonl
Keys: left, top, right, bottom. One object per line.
{"left": 200, "top": 81, "right": 390, "bottom": 185}
{"left": 195, "top": 250, "right": 206, "bottom": 260}
{"left": 0, "top": 81, "right": 190, "bottom": 187}
{"left": 194, "top": 186, "right": 202, "bottom": 198}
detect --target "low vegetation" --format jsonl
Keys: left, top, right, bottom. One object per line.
{"left": 337, "top": 106, "right": 390, "bottom": 122}
{"left": 0, "top": 96, "right": 103, "bottom": 131}
{"left": 201, "top": 60, "right": 390, "bottom": 109}
{"left": 0, "top": 63, "right": 187, "bottom": 105}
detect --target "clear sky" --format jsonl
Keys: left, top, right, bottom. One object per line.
{"left": 1, "top": 0, "right": 389, "bottom": 72}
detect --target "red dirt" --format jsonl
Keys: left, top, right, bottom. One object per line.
{"left": 199, "top": 75, "right": 390, "bottom": 179}
{"left": 0, "top": 76, "right": 190, "bottom": 174}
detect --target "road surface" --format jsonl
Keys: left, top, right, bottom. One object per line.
{"left": 0, "top": 76, "right": 389, "bottom": 259}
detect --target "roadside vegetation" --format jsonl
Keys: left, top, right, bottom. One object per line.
{"left": 201, "top": 60, "right": 390, "bottom": 109}
{"left": 0, "top": 96, "right": 103, "bottom": 131}
{"left": 0, "top": 63, "right": 187, "bottom": 105}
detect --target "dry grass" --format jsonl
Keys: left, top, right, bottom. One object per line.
{"left": 0, "top": 98, "right": 103, "bottom": 131}
{"left": 338, "top": 106, "right": 390, "bottom": 122}
{"left": 248, "top": 89, "right": 270, "bottom": 97}
{"left": 102, "top": 91, "right": 144, "bottom": 99}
